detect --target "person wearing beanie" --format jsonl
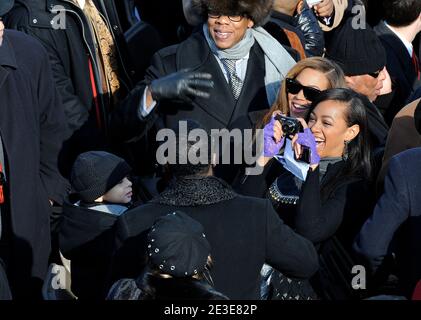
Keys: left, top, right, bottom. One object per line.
{"left": 325, "top": 16, "right": 390, "bottom": 150}
{"left": 107, "top": 211, "right": 228, "bottom": 300}
{"left": 110, "top": 0, "right": 297, "bottom": 181}
{"left": 374, "top": 0, "right": 421, "bottom": 125}
{"left": 70, "top": 151, "right": 133, "bottom": 214}
{"left": 59, "top": 151, "right": 133, "bottom": 300}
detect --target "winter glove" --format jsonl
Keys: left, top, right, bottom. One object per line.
{"left": 264, "top": 117, "right": 285, "bottom": 157}
{"left": 296, "top": 128, "right": 320, "bottom": 165}
{"left": 150, "top": 70, "right": 214, "bottom": 102}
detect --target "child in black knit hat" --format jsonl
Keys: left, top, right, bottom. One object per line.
{"left": 70, "top": 151, "right": 133, "bottom": 215}
{"left": 59, "top": 151, "right": 135, "bottom": 300}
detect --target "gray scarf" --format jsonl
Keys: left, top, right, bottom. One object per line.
{"left": 318, "top": 157, "right": 343, "bottom": 178}
{"left": 203, "top": 24, "right": 296, "bottom": 105}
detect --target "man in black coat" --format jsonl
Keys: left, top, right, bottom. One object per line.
{"left": 110, "top": 0, "right": 296, "bottom": 144}
{"left": 0, "top": 1, "right": 68, "bottom": 299}
{"left": 110, "top": 120, "right": 318, "bottom": 300}
{"left": 354, "top": 147, "right": 421, "bottom": 298}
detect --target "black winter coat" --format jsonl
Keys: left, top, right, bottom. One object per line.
{"left": 0, "top": 30, "right": 67, "bottom": 298}
{"left": 59, "top": 195, "right": 119, "bottom": 300}
{"left": 236, "top": 160, "right": 375, "bottom": 248}
{"left": 110, "top": 176, "right": 319, "bottom": 300}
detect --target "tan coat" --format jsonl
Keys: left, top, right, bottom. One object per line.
{"left": 378, "top": 98, "right": 421, "bottom": 188}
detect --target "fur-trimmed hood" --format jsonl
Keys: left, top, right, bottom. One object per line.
{"left": 192, "top": 0, "right": 274, "bottom": 26}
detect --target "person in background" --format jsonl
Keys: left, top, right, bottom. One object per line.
{"left": 264, "top": 0, "right": 324, "bottom": 58}
{"left": 325, "top": 17, "right": 390, "bottom": 150}
{"left": 377, "top": 97, "right": 421, "bottom": 190}
{"left": 374, "top": 0, "right": 421, "bottom": 125}
{"left": 354, "top": 147, "right": 421, "bottom": 299}
{"left": 0, "top": 0, "right": 68, "bottom": 299}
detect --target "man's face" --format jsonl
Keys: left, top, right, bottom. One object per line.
{"left": 345, "top": 67, "right": 386, "bottom": 102}
{"left": 207, "top": 14, "right": 254, "bottom": 49}
{"left": 0, "top": 20, "right": 4, "bottom": 47}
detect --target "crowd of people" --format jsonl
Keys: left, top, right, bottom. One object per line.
{"left": 0, "top": 0, "right": 421, "bottom": 301}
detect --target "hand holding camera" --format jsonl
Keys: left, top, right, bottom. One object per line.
{"left": 292, "top": 126, "right": 320, "bottom": 166}
{"left": 263, "top": 116, "right": 285, "bottom": 157}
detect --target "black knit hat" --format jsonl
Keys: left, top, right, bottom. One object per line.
{"left": 325, "top": 17, "right": 386, "bottom": 76}
{"left": 0, "top": 0, "right": 13, "bottom": 16}
{"left": 147, "top": 211, "right": 211, "bottom": 277}
{"left": 70, "top": 151, "right": 132, "bottom": 203}
{"left": 192, "top": 0, "right": 273, "bottom": 26}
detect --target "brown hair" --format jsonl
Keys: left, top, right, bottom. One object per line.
{"left": 260, "top": 57, "right": 347, "bottom": 127}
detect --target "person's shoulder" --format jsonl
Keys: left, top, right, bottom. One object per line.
{"left": 5, "top": 29, "right": 48, "bottom": 62}
{"left": 229, "top": 193, "right": 273, "bottom": 213}
{"left": 395, "top": 98, "right": 420, "bottom": 119}
{"left": 391, "top": 147, "right": 421, "bottom": 165}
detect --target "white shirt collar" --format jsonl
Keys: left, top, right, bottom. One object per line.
{"left": 384, "top": 21, "right": 413, "bottom": 57}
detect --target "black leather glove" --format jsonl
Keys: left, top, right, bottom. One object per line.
{"left": 150, "top": 70, "right": 214, "bottom": 101}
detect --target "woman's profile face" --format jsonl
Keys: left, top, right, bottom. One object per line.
{"left": 308, "top": 100, "right": 359, "bottom": 158}
{"left": 287, "top": 68, "right": 330, "bottom": 118}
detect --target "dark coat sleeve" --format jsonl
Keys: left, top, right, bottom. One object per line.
{"left": 295, "top": 167, "right": 362, "bottom": 244}
{"left": 353, "top": 156, "right": 409, "bottom": 272}
{"left": 107, "top": 50, "right": 168, "bottom": 143}
{"left": 366, "top": 101, "right": 389, "bottom": 149}
{"left": 36, "top": 43, "right": 69, "bottom": 203}
{"left": 264, "top": 200, "right": 319, "bottom": 279}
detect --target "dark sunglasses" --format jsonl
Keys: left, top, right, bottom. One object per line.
{"left": 285, "top": 78, "right": 322, "bottom": 101}
{"left": 368, "top": 70, "right": 381, "bottom": 78}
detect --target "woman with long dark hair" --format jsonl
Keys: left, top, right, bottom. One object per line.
{"left": 237, "top": 88, "right": 376, "bottom": 299}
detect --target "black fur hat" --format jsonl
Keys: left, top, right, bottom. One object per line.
{"left": 192, "top": 0, "right": 274, "bottom": 26}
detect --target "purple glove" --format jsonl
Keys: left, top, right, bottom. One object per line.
{"left": 296, "top": 128, "right": 320, "bottom": 165}
{"left": 263, "top": 117, "right": 285, "bottom": 157}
